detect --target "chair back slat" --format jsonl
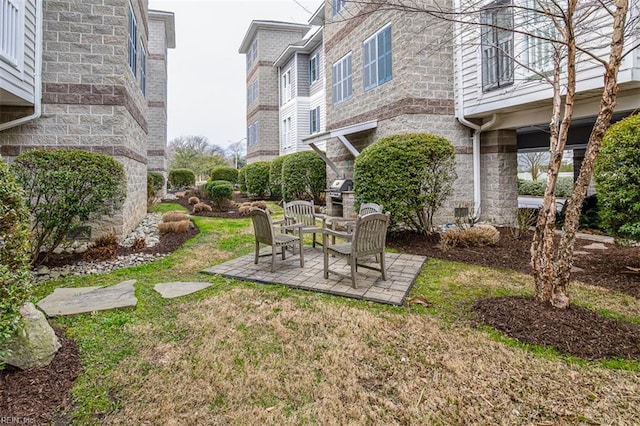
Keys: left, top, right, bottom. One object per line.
{"left": 284, "top": 200, "right": 316, "bottom": 227}
{"left": 353, "top": 213, "right": 389, "bottom": 255}
{"left": 359, "top": 202, "right": 383, "bottom": 216}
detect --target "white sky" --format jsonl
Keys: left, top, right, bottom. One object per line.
{"left": 148, "top": 0, "right": 323, "bottom": 150}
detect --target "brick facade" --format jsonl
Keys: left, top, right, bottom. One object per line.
{"left": 0, "top": 0, "right": 175, "bottom": 239}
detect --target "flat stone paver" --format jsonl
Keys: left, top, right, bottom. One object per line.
{"left": 154, "top": 281, "right": 213, "bottom": 298}
{"left": 201, "top": 247, "right": 426, "bottom": 306}
{"left": 583, "top": 243, "right": 609, "bottom": 250}
{"left": 37, "top": 280, "right": 137, "bottom": 317}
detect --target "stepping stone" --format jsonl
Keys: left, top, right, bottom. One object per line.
{"left": 154, "top": 281, "right": 213, "bottom": 299}
{"left": 571, "top": 266, "right": 585, "bottom": 273}
{"left": 582, "top": 243, "right": 608, "bottom": 250}
{"left": 573, "top": 251, "right": 590, "bottom": 256}
{"left": 37, "top": 280, "right": 137, "bottom": 317}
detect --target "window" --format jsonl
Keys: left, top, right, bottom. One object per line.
{"left": 481, "top": 1, "right": 513, "bottom": 91}
{"left": 282, "top": 69, "right": 291, "bottom": 103}
{"left": 524, "top": 0, "right": 556, "bottom": 73}
{"left": 309, "top": 53, "right": 319, "bottom": 84}
{"left": 248, "top": 121, "right": 259, "bottom": 146}
{"left": 247, "top": 79, "right": 258, "bottom": 106}
{"left": 363, "top": 24, "right": 392, "bottom": 91}
{"left": 332, "top": 0, "right": 347, "bottom": 16}
{"left": 128, "top": 2, "right": 137, "bottom": 76}
{"left": 140, "top": 42, "right": 146, "bottom": 96}
{"left": 0, "top": 0, "right": 23, "bottom": 67}
{"left": 246, "top": 39, "right": 258, "bottom": 70}
{"left": 309, "top": 107, "right": 321, "bottom": 134}
{"left": 332, "top": 53, "right": 352, "bottom": 105}
{"left": 282, "top": 117, "right": 292, "bottom": 149}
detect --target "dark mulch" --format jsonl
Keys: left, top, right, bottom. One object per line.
{"left": 167, "top": 191, "right": 259, "bottom": 218}
{"left": 474, "top": 296, "right": 640, "bottom": 361}
{"left": 6, "top": 219, "right": 640, "bottom": 422}
{"left": 0, "top": 329, "right": 81, "bottom": 424}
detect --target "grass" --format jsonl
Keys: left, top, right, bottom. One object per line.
{"left": 33, "top": 209, "right": 640, "bottom": 424}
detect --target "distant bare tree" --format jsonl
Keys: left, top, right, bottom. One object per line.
{"left": 518, "top": 152, "right": 549, "bottom": 181}
{"left": 168, "top": 135, "right": 227, "bottom": 182}
{"left": 226, "top": 140, "right": 247, "bottom": 169}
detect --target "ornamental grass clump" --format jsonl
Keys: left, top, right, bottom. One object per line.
{"left": 193, "top": 202, "right": 213, "bottom": 213}
{"left": 438, "top": 224, "right": 500, "bottom": 252}
{"left": 83, "top": 233, "right": 119, "bottom": 262}
{"left": 0, "top": 159, "right": 32, "bottom": 362}
{"left": 162, "top": 211, "right": 189, "bottom": 223}
{"left": 158, "top": 220, "right": 190, "bottom": 235}
{"left": 11, "top": 149, "right": 126, "bottom": 267}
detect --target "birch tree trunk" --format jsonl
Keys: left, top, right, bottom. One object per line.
{"left": 531, "top": 0, "right": 629, "bottom": 308}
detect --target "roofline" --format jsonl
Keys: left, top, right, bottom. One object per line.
{"left": 309, "top": 3, "right": 325, "bottom": 26}
{"left": 273, "top": 27, "right": 323, "bottom": 67}
{"left": 238, "top": 20, "right": 312, "bottom": 53}
{"left": 149, "top": 9, "right": 176, "bottom": 48}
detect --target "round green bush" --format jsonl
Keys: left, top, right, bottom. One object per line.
{"left": 237, "top": 167, "right": 247, "bottom": 193}
{"left": 168, "top": 168, "right": 196, "bottom": 189}
{"left": 518, "top": 177, "right": 573, "bottom": 197}
{"left": 282, "top": 151, "right": 326, "bottom": 202}
{"left": 210, "top": 166, "right": 238, "bottom": 183}
{"left": 269, "top": 155, "right": 288, "bottom": 199}
{"left": 11, "top": 149, "right": 126, "bottom": 266}
{"left": 206, "top": 180, "right": 234, "bottom": 209}
{"left": 243, "top": 161, "right": 271, "bottom": 198}
{"left": 595, "top": 113, "right": 640, "bottom": 240}
{"left": 354, "top": 133, "right": 457, "bottom": 234}
{"left": 148, "top": 171, "right": 164, "bottom": 194}
{"left": 0, "top": 159, "right": 32, "bottom": 361}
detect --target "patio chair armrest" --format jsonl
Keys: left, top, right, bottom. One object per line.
{"left": 323, "top": 228, "right": 351, "bottom": 239}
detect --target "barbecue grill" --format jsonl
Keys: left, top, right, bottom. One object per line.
{"left": 327, "top": 179, "right": 353, "bottom": 203}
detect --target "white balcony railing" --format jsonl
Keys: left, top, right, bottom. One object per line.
{"left": 0, "top": 0, "right": 22, "bottom": 66}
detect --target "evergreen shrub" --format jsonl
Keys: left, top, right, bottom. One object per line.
{"left": 243, "top": 161, "right": 271, "bottom": 198}
{"left": 282, "top": 151, "right": 326, "bottom": 202}
{"left": 168, "top": 168, "right": 196, "bottom": 189}
{"left": 206, "top": 180, "right": 234, "bottom": 209}
{"left": 210, "top": 166, "right": 238, "bottom": 183}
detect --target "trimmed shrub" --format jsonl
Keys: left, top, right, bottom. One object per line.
{"left": 439, "top": 225, "right": 500, "bottom": 251}
{"left": 168, "top": 168, "right": 196, "bottom": 190}
{"left": 11, "top": 149, "right": 126, "bottom": 266}
{"left": 210, "top": 166, "right": 238, "bottom": 183}
{"left": 206, "top": 180, "right": 234, "bottom": 210}
{"left": 518, "top": 177, "right": 573, "bottom": 197}
{"left": 244, "top": 161, "right": 271, "bottom": 198}
{"left": 0, "top": 159, "right": 32, "bottom": 362}
{"left": 282, "top": 151, "right": 326, "bottom": 202}
{"left": 269, "top": 155, "right": 289, "bottom": 199}
{"left": 148, "top": 171, "right": 164, "bottom": 194}
{"left": 595, "top": 113, "right": 640, "bottom": 240}
{"left": 237, "top": 167, "right": 247, "bottom": 193}
{"left": 354, "top": 133, "right": 457, "bottom": 234}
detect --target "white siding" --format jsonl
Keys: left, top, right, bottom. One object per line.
{"left": 0, "top": 0, "right": 37, "bottom": 105}
{"left": 458, "top": 1, "right": 640, "bottom": 119}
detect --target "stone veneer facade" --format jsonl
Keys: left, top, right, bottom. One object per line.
{"left": 323, "top": 2, "right": 478, "bottom": 222}
{"left": 240, "top": 22, "right": 310, "bottom": 163}
{"left": 0, "top": 0, "right": 174, "bottom": 238}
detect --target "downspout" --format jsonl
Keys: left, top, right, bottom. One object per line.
{"left": 0, "top": 0, "right": 43, "bottom": 132}
{"left": 453, "top": 0, "right": 496, "bottom": 217}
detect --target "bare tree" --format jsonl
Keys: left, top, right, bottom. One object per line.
{"left": 168, "top": 135, "right": 227, "bottom": 181}
{"left": 334, "top": 0, "right": 638, "bottom": 308}
{"left": 518, "top": 151, "right": 549, "bottom": 181}
{"left": 226, "top": 139, "right": 247, "bottom": 169}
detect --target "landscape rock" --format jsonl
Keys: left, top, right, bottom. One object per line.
{"left": 1, "top": 303, "right": 61, "bottom": 370}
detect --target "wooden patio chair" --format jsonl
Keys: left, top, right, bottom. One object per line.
{"left": 282, "top": 200, "right": 326, "bottom": 247}
{"left": 327, "top": 202, "right": 384, "bottom": 243}
{"left": 322, "top": 212, "right": 390, "bottom": 288}
{"left": 250, "top": 208, "right": 304, "bottom": 273}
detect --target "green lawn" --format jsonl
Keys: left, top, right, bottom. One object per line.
{"left": 34, "top": 204, "right": 640, "bottom": 424}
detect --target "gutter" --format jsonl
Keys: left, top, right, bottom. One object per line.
{"left": 0, "top": 0, "right": 43, "bottom": 132}
{"left": 453, "top": 0, "right": 497, "bottom": 218}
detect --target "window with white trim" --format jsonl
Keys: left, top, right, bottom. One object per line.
{"left": 282, "top": 69, "right": 291, "bottom": 103}
{"left": 282, "top": 117, "right": 292, "bottom": 149}
{"left": 247, "top": 79, "right": 258, "bottom": 106}
{"left": 128, "top": 2, "right": 137, "bottom": 76}
{"left": 363, "top": 24, "right": 392, "bottom": 91}
{"left": 309, "top": 107, "right": 321, "bottom": 134}
{"left": 309, "top": 53, "right": 319, "bottom": 84}
{"left": 332, "top": 0, "right": 347, "bottom": 16}
{"left": 0, "top": 0, "right": 24, "bottom": 67}
{"left": 332, "top": 53, "right": 352, "bottom": 105}
{"left": 140, "top": 42, "right": 146, "bottom": 96}
{"left": 248, "top": 121, "right": 259, "bottom": 146}
{"left": 481, "top": 0, "right": 513, "bottom": 91}
{"left": 246, "top": 39, "right": 258, "bottom": 70}
{"left": 523, "top": 0, "right": 556, "bottom": 73}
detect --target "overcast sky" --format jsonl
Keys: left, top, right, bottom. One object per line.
{"left": 148, "top": 0, "right": 322, "bottom": 151}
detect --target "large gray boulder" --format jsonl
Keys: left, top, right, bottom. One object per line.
{"left": 1, "top": 303, "right": 61, "bottom": 370}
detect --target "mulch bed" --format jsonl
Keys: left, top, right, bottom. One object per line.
{"left": 167, "top": 191, "right": 261, "bottom": 218}
{"left": 4, "top": 216, "right": 639, "bottom": 422}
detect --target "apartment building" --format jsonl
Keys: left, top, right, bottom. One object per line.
{"left": 239, "top": 21, "right": 311, "bottom": 163}
{"left": 0, "top": 0, "right": 175, "bottom": 238}
{"left": 242, "top": 0, "right": 640, "bottom": 224}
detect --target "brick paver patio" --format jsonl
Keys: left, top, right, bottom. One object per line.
{"left": 201, "top": 247, "right": 426, "bottom": 305}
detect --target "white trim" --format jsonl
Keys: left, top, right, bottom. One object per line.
{"left": 0, "top": 0, "right": 24, "bottom": 69}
